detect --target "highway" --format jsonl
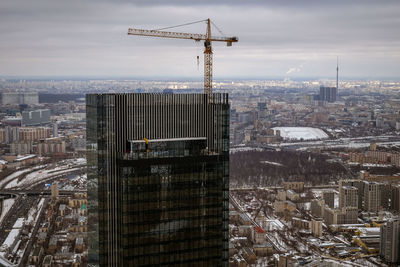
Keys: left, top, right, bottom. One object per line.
{"left": 230, "top": 184, "right": 338, "bottom": 191}
{"left": 0, "top": 189, "right": 85, "bottom": 196}
{"left": 0, "top": 167, "right": 85, "bottom": 198}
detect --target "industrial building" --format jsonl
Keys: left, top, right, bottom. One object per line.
{"left": 1, "top": 91, "right": 39, "bottom": 105}
{"left": 22, "top": 109, "right": 51, "bottom": 126}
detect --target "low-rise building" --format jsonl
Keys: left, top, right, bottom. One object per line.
{"left": 277, "top": 190, "right": 286, "bottom": 201}
{"left": 286, "top": 189, "right": 300, "bottom": 201}
{"left": 323, "top": 191, "right": 335, "bottom": 209}
{"left": 48, "top": 236, "right": 58, "bottom": 254}
{"left": 75, "top": 237, "right": 84, "bottom": 253}
{"left": 311, "top": 199, "right": 325, "bottom": 218}
{"left": 292, "top": 217, "right": 310, "bottom": 229}
{"left": 42, "top": 255, "right": 53, "bottom": 267}
{"left": 253, "top": 242, "right": 274, "bottom": 256}
{"left": 6, "top": 154, "right": 39, "bottom": 167}
{"left": 239, "top": 213, "right": 252, "bottom": 225}
{"left": 238, "top": 225, "right": 253, "bottom": 237}
{"left": 324, "top": 206, "right": 358, "bottom": 225}
{"left": 283, "top": 181, "right": 304, "bottom": 192}
{"left": 242, "top": 247, "right": 256, "bottom": 264}
{"left": 274, "top": 200, "right": 296, "bottom": 214}
{"left": 68, "top": 198, "right": 87, "bottom": 209}
{"left": 29, "top": 246, "right": 44, "bottom": 266}
{"left": 230, "top": 210, "right": 240, "bottom": 222}
{"left": 252, "top": 226, "right": 266, "bottom": 244}
{"left": 59, "top": 204, "right": 67, "bottom": 216}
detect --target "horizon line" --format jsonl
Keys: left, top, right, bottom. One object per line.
{"left": 1, "top": 75, "right": 400, "bottom": 81}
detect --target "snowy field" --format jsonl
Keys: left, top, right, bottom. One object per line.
{"left": 273, "top": 127, "right": 329, "bottom": 141}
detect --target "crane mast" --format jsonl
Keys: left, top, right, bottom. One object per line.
{"left": 204, "top": 19, "right": 213, "bottom": 94}
{"left": 128, "top": 19, "right": 238, "bottom": 94}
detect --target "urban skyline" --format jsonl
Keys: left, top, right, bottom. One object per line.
{"left": 1, "top": 76, "right": 400, "bottom": 265}
{"left": 1, "top": 1, "right": 400, "bottom": 266}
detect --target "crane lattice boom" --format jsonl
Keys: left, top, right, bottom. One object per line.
{"left": 127, "top": 28, "right": 237, "bottom": 43}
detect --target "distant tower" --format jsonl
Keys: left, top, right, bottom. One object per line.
{"left": 370, "top": 141, "right": 377, "bottom": 151}
{"left": 336, "top": 56, "right": 339, "bottom": 91}
{"left": 52, "top": 122, "right": 58, "bottom": 137}
{"left": 51, "top": 183, "right": 59, "bottom": 199}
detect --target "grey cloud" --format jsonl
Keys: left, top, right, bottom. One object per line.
{"left": 0, "top": 0, "right": 399, "bottom": 78}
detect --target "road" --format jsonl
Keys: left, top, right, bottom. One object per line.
{"left": 230, "top": 193, "right": 287, "bottom": 253}
{"left": 230, "top": 184, "right": 338, "bottom": 191}
{"left": 0, "top": 168, "right": 85, "bottom": 198}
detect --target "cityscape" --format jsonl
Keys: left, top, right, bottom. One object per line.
{"left": 1, "top": 0, "right": 400, "bottom": 267}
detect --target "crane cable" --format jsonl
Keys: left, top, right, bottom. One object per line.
{"left": 152, "top": 19, "right": 227, "bottom": 71}
{"left": 210, "top": 20, "right": 227, "bottom": 38}
{"left": 154, "top": 19, "right": 228, "bottom": 39}
{"left": 196, "top": 41, "right": 200, "bottom": 70}
{"left": 153, "top": 19, "right": 207, "bottom": 31}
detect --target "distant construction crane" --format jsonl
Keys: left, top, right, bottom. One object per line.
{"left": 128, "top": 18, "right": 238, "bottom": 94}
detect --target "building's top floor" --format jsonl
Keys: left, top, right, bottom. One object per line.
{"left": 124, "top": 137, "right": 210, "bottom": 160}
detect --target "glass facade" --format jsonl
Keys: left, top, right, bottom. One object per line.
{"left": 86, "top": 94, "right": 229, "bottom": 267}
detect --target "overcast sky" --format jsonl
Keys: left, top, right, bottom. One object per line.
{"left": 0, "top": 0, "right": 399, "bottom": 79}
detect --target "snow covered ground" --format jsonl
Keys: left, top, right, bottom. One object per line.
{"left": 0, "top": 165, "right": 47, "bottom": 189}
{"left": 273, "top": 127, "right": 329, "bottom": 141}
{"left": 260, "top": 161, "right": 284, "bottom": 167}
{"left": 311, "top": 189, "right": 339, "bottom": 199}
{"left": 269, "top": 135, "right": 400, "bottom": 150}
{"left": 0, "top": 199, "right": 15, "bottom": 223}
{"left": 0, "top": 169, "right": 31, "bottom": 189}
{"left": 265, "top": 219, "right": 284, "bottom": 231}
{"left": 230, "top": 147, "right": 264, "bottom": 154}
{"left": 7, "top": 167, "right": 82, "bottom": 189}
{"left": 0, "top": 198, "right": 46, "bottom": 267}
{"left": 0, "top": 255, "right": 15, "bottom": 267}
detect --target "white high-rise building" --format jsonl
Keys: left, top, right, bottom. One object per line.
{"left": 380, "top": 218, "right": 400, "bottom": 263}
{"left": 364, "top": 181, "right": 381, "bottom": 212}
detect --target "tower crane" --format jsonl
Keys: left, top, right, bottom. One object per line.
{"left": 128, "top": 19, "right": 238, "bottom": 94}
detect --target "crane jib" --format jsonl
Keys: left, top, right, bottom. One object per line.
{"left": 127, "top": 28, "right": 237, "bottom": 43}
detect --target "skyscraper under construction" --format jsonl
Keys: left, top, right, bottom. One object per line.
{"left": 86, "top": 93, "right": 229, "bottom": 266}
